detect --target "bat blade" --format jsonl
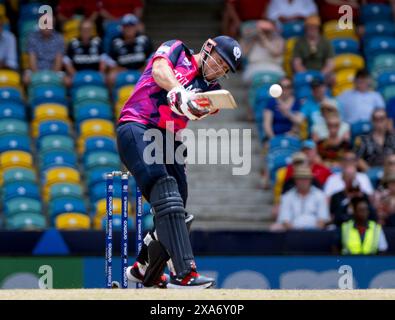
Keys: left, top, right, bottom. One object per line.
{"left": 193, "top": 90, "right": 237, "bottom": 110}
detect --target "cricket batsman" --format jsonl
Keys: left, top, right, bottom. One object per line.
{"left": 116, "top": 35, "right": 242, "bottom": 288}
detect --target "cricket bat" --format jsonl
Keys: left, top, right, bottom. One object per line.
{"left": 192, "top": 90, "right": 237, "bottom": 110}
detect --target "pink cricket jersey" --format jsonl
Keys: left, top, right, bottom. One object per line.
{"left": 118, "top": 40, "right": 220, "bottom": 133}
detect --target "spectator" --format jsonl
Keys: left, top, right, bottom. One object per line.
{"left": 355, "top": 108, "right": 395, "bottom": 172}
{"left": 292, "top": 15, "right": 334, "bottom": 77}
{"left": 330, "top": 179, "right": 377, "bottom": 227}
{"left": 64, "top": 20, "right": 106, "bottom": 79}
{"left": 300, "top": 78, "right": 328, "bottom": 132}
{"left": 267, "top": 0, "right": 318, "bottom": 27}
{"left": 374, "top": 173, "right": 395, "bottom": 227}
{"left": 317, "top": 113, "right": 351, "bottom": 168}
{"left": 311, "top": 98, "right": 349, "bottom": 143}
{"left": 263, "top": 77, "right": 303, "bottom": 139}
{"left": 0, "top": 15, "right": 17, "bottom": 70}
{"left": 324, "top": 151, "right": 374, "bottom": 198}
{"left": 283, "top": 140, "right": 332, "bottom": 192}
{"left": 222, "top": 0, "right": 270, "bottom": 38}
{"left": 318, "top": 0, "right": 359, "bottom": 23}
{"left": 241, "top": 19, "right": 284, "bottom": 84}
{"left": 337, "top": 69, "right": 385, "bottom": 125}
{"left": 106, "top": 14, "right": 153, "bottom": 88}
{"left": 275, "top": 165, "right": 330, "bottom": 230}
{"left": 337, "top": 196, "right": 387, "bottom": 255}
{"left": 24, "top": 19, "right": 65, "bottom": 84}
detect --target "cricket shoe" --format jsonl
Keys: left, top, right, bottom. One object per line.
{"left": 167, "top": 270, "right": 215, "bottom": 289}
{"left": 126, "top": 262, "right": 169, "bottom": 289}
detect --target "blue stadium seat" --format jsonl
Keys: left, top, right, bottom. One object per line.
{"left": 38, "top": 121, "right": 70, "bottom": 139}
{"left": 351, "top": 121, "right": 372, "bottom": 143}
{"left": 86, "top": 166, "right": 117, "bottom": 188}
{"left": 386, "top": 98, "right": 395, "bottom": 124}
{"left": 20, "top": 3, "right": 41, "bottom": 19}
{"left": 30, "top": 86, "right": 68, "bottom": 108}
{"left": 84, "top": 137, "right": 117, "bottom": 158}
{"left": 293, "top": 71, "right": 323, "bottom": 88}
{"left": 0, "top": 135, "right": 31, "bottom": 153}
{"left": 3, "top": 182, "right": 40, "bottom": 201}
{"left": 49, "top": 198, "right": 87, "bottom": 223}
{"left": 366, "top": 167, "right": 384, "bottom": 189}
{"left": 103, "top": 21, "right": 122, "bottom": 53}
{"left": 365, "top": 37, "right": 395, "bottom": 59}
{"left": 361, "top": 4, "right": 393, "bottom": 23}
{"left": 364, "top": 22, "right": 395, "bottom": 40}
{"left": 0, "top": 102, "right": 26, "bottom": 120}
{"left": 72, "top": 70, "right": 105, "bottom": 89}
{"left": 114, "top": 70, "right": 141, "bottom": 89}
{"left": 267, "top": 149, "right": 295, "bottom": 182}
{"left": 331, "top": 38, "right": 359, "bottom": 55}
{"left": 281, "top": 20, "right": 304, "bottom": 39}
{"left": 75, "top": 103, "right": 113, "bottom": 124}
{"left": 90, "top": 181, "right": 122, "bottom": 204}
{"left": 295, "top": 85, "right": 313, "bottom": 100}
{"left": 41, "top": 151, "right": 78, "bottom": 171}
{"left": 0, "top": 88, "right": 23, "bottom": 104}
{"left": 377, "top": 72, "right": 395, "bottom": 89}
{"left": 268, "top": 135, "right": 301, "bottom": 152}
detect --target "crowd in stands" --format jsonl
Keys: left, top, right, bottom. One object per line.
{"left": 224, "top": 0, "right": 395, "bottom": 254}
{"left": 0, "top": 0, "right": 153, "bottom": 232}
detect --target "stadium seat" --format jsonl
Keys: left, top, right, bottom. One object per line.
{"left": 2, "top": 168, "right": 37, "bottom": 186}
{"left": 86, "top": 166, "right": 117, "bottom": 188}
{"left": 84, "top": 151, "right": 121, "bottom": 171}
{"left": 335, "top": 69, "right": 357, "bottom": 86}
{"left": 323, "top": 20, "right": 357, "bottom": 40}
{"left": 0, "top": 135, "right": 31, "bottom": 153}
{"left": 268, "top": 135, "right": 301, "bottom": 152}
{"left": 0, "top": 119, "right": 28, "bottom": 137}
{"left": 295, "top": 85, "right": 313, "bottom": 100}
{"left": 377, "top": 71, "right": 395, "bottom": 89}
{"left": 49, "top": 183, "right": 84, "bottom": 201}
{"left": 55, "top": 213, "right": 90, "bottom": 230}
{"left": 351, "top": 121, "right": 372, "bottom": 143}
{"left": 333, "top": 54, "right": 365, "bottom": 72}
{"left": 366, "top": 167, "right": 384, "bottom": 189}
{"left": 44, "top": 167, "right": 81, "bottom": 188}
{"left": 39, "top": 135, "right": 75, "bottom": 156}
{"left": 331, "top": 38, "right": 359, "bottom": 55}
{"left": 0, "top": 88, "right": 23, "bottom": 104}
{"left": 114, "top": 70, "right": 140, "bottom": 90}
{"left": 370, "top": 54, "right": 395, "bottom": 78}
{"left": 75, "top": 103, "right": 113, "bottom": 125}
{"left": 361, "top": 3, "right": 393, "bottom": 23}
{"left": 0, "top": 102, "right": 26, "bottom": 120}
{"left": 34, "top": 103, "right": 68, "bottom": 122}
{"left": 365, "top": 37, "right": 395, "bottom": 61}
{"left": 72, "top": 70, "right": 105, "bottom": 89}
{"left": 30, "top": 71, "right": 63, "bottom": 88}
{"left": 5, "top": 197, "right": 42, "bottom": 217}
{"left": 95, "top": 198, "right": 132, "bottom": 219}
{"left": 49, "top": 198, "right": 87, "bottom": 223}
{"left": 74, "top": 86, "right": 109, "bottom": 105}
{"left": 284, "top": 37, "right": 297, "bottom": 77}
{"left": 0, "top": 151, "right": 33, "bottom": 170}
{"left": 293, "top": 71, "right": 323, "bottom": 88}
{"left": 3, "top": 182, "right": 40, "bottom": 201}
{"left": 63, "top": 19, "right": 82, "bottom": 43}
{"left": 40, "top": 151, "right": 78, "bottom": 171}
{"left": 386, "top": 98, "right": 395, "bottom": 124}
{"left": 37, "top": 120, "right": 71, "bottom": 139}
{"left": 103, "top": 21, "right": 122, "bottom": 53}
{"left": 20, "top": 3, "right": 41, "bottom": 19}
{"left": 0, "top": 70, "right": 21, "bottom": 88}
{"left": 267, "top": 149, "right": 294, "bottom": 182}
{"left": 281, "top": 20, "right": 304, "bottom": 39}
{"left": 90, "top": 181, "right": 122, "bottom": 205}
{"left": 382, "top": 85, "right": 395, "bottom": 101}
{"left": 116, "top": 85, "right": 135, "bottom": 103}
{"left": 79, "top": 119, "right": 115, "bottom": 143}
{"left": 83, "top": 137, "right": 117, "bottom": 159}
{"left": 5, "top": 212, "right": 46, "bottom": 230}
{"left": 332, "top": 83, "right": 354, "bottom": 97}
{"left": 364, "top": 22, "right": 395, "bottom": 40}
{"left": 30, "top": 86, "right": 68, "bottom": 108}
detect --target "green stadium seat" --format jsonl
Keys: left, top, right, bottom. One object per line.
{"left": 0, "top": 119, "right": 28, "bottom": 137}
{"left": 74, "top": 86, "right": 110, "bottom": 105}
{"left": 2, "top": 168, "right": 37, "bottom": 185}
{"left": 5, "top": 197, "right": 42, "bottom": 217}
{"left": 84, "top": 151, "right": 121, "bottom": 171}
{"left": 5, "top": 212, "right": 46, "bottom": 230}
{"left": 49, "top": 183, "right": 84, "bottom": 201}
{"left": 39, "top": 135, "right": 75, "bottom": 156}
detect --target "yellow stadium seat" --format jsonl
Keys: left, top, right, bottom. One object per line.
{"left": 333, "top": 83, "right": 354, "bottom": 96}
{"left": 323, "top": 20, "right": 357, "bottom": 40}
{"left": 45, "top": 167, "right": 81, "bottom": 188}
{"left": 117, "top": 85, "right": 135, "bottom": 103}
{"left": 95, "top": 198, "right": 133, "bottom": 219}
{"left": 55, "top": 213, "right": 91, "bottom": 230}
{"left": 0, "top": 70, "right": 21, "bottom": 88}
{"left": 335, "top": 68, "right": 357, "bottom": 87}
{"left": 0, "top": 151, "right": 33, "bottom": 170}
{"left": 32, "top": 104, "right": 70, "bottom": 136}
{"left": 334, "top": 54, "right": 365, "bottom": 72}
{"left": 78, "top": 119, "right": 115, "bottom": 152}
{"left": 273, "top": 167, "right": 287, "bottom": 205}
{"left": 284, "top": 38, "right": 297, "bottom": 77}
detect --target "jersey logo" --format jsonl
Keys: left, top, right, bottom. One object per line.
{"left": 183, "top": 57, "right": 192, "bottom": 67}
{"left": 233, "top": 46, "right": 241, "bottom": 60}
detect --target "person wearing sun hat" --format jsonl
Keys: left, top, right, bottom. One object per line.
{"left": 275, "top": 165, "right": 330, "bottom": 230}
